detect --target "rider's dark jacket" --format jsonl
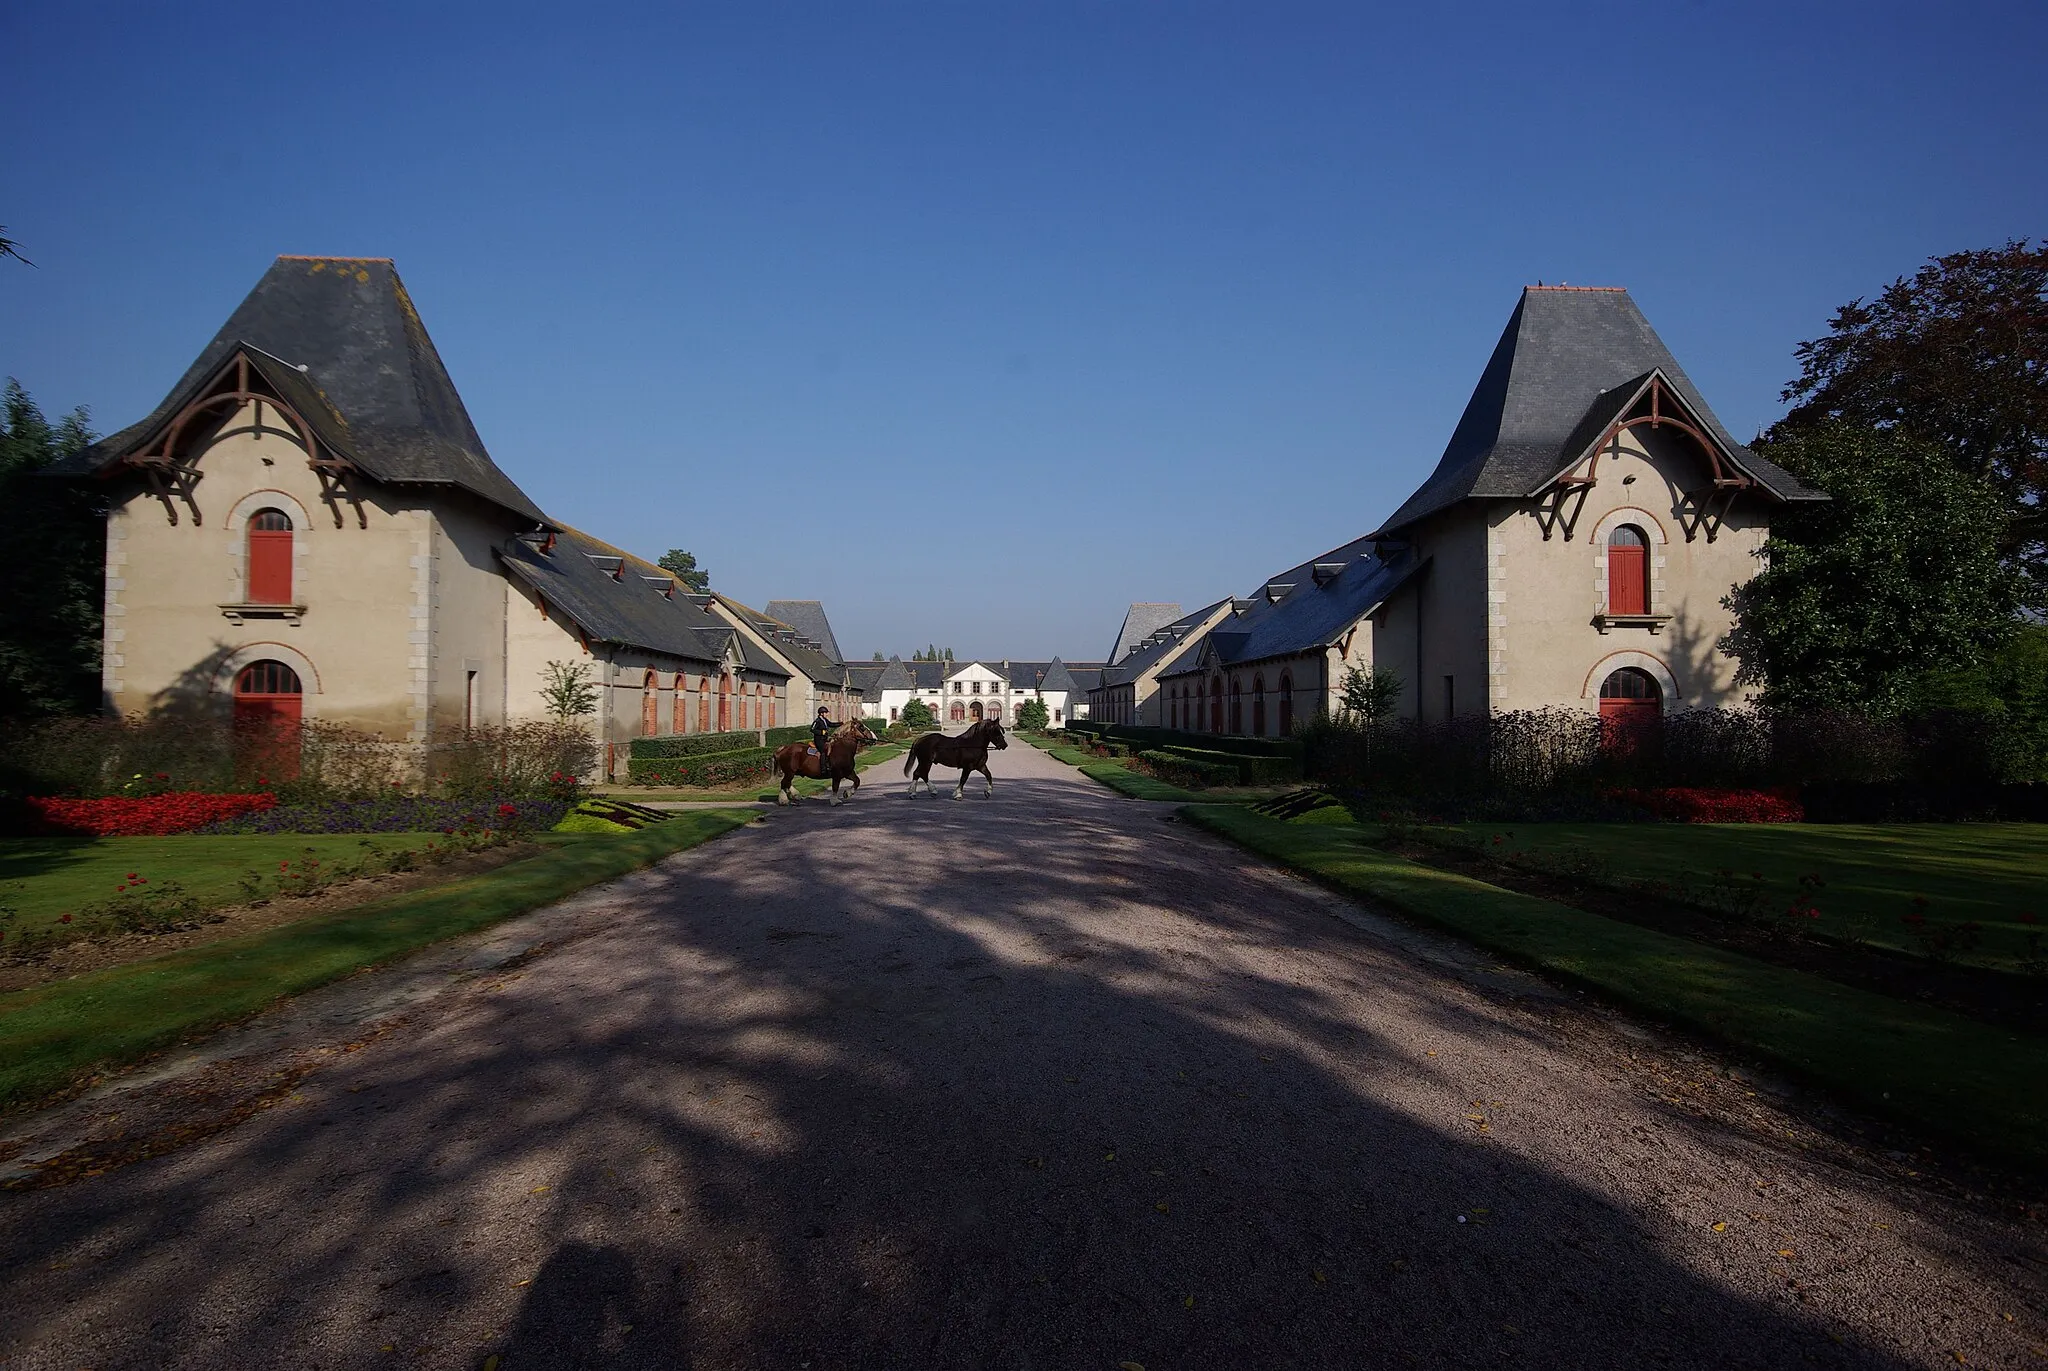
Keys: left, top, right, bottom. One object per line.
{"left": 811, "top": 714, "right": 834, "bottom": 755}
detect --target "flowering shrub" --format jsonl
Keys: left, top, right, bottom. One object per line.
{"left": 197, "top": 793, "right": 567, "bottom": 835}
{"left": 1605, "top": 787, "right": 1805, "bottom": 823}
{"left": 27, "top": 791, "right": 279, "bottom": 837}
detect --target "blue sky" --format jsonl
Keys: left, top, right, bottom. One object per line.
{"left": 5, "top": 2, "right": 2042, "bottom": 661}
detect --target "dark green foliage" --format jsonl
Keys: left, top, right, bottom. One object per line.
{"left": 1338, "top": 664, "right": 1402, "bottom": 723}
{"left": 1914, "top": 625, "right": 2048, "bottom": 781}
{"left": 656, "top": 549, "right": 710, "bottom": 593}
{"left": 1780, "top": 240, "right": 2048, "bottom": 592}
{"left": 1157, "top": 745, "right": 1301, "bottom": 785}
{"left": 1014, "top": 696, "right": 1050, "bottom": 732}
{"left": 1070, "top": 722, "right": 1300, "bottom": 759}
{"left": 899, "top": 698, "right": 936, "bottom": 729}
{"left": 0, "top": 381, "right": 102, "bottom": 718}
{"left": 1724, "top": 422, "right": 2026, "bottom": 716}
{"left": 626, "top": 746, "right": 777, "bottom": 787}
{"left": 628, "top": 725, "right": 808, "bottom": 761}
{"left": 1138, "top": 749, "right": 1237, "bottom": 788}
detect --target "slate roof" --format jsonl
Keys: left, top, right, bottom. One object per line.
{"left": 1107, "top": 603, "right": 1184, "bottom": 665}
{"left": 1064, "top": 667, "right": 1103, "bottom": 695}
{"left": 1374, "top": 286, "right": 1822, "bottom": 537}
{"left": 57, "top": 257, "right": 550, "bottom": 526}
{"left": 497, "top": 527, "right": 780, "bottom": 670}
{"left": 875, "top": 656, "right": 916, "bottom": 691}
{"left": 709, "top": 593, "right": 853, "bottom": 689}
{"left": 903, "top": 661, "right": 952, "bottom": 689}
{"left": 1099, "top": 602, "right": 1229, "bottom": 686}
{"left": 763, "top": 601, "right": 844, "bottom": 664}
{"left": 846, "top": 662, "right": 888, "bottom": 696}
{"left": 1155, "top": 540, "right": 1422, "bottom": 677}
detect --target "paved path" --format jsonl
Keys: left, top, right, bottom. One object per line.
{"left": 1, "top": 744, "right": 2041, "bottom": 1369}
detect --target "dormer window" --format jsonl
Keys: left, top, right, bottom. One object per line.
{"left": 1607, "top": 525, "right": 1649, "bottom": 615}
{"left": 247, "top": 509, "right": 293, "bottom": 603}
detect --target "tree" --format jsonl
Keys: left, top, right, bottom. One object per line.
{"left": 0, "top": 380, "right": 101, "bottom": 717}
{"left": 1015, "top": 696, "right": 1050, "bottom": 732}
{"left": 900, "top": 698, "right": 936, "bottom": 729}
{"left": 657, "top": 549, "right": 710, "bottom": 594}
{"left": 0, "top": 226, "right": 30, "bottom": 268}
{"left": 1779, "top": 240, "right": 2047, "bottom": 595}
{"left": 872, "top": 651, "right": 884, "bottom": 661}
{"left": 1722, "top": 422, "right": 2026, "bottom": 715}
{"left": 539, "top": 660, "right": 599, "bottom": 719}
{"left": 1337, "top": 664, "right": 1401, "bottom": 724}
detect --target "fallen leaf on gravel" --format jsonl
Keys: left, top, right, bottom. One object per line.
{"left": 1711, "top": 1222, "right": 1727, "bottom": 1233}
{"left": 1312, "top": 1270, "right": 1327, "bottom": 1283}
{"left": 512, "top": 1279, "right": 532, "bottom": 1288}
{"left": 1183, "top": 1295, "right": 1194, "bottom": 1308}
{"left": 529, "top": 1186, "right": 549, "bottom": 1195}
{"left": 484, "top": 1359, "right": 499, "bottom": 1371}
{"left": 1119, "top": 1362, "right": 1145, "bottom": 1371}
{"left": 1104, "top": 1152, "right": 1116, "bottom": 1162}
{"left": 1155, "top": 1201, "right": 1170, "bottom": 1213}
{"left": 1778, "top": 1250, "right": 1796, "bottom": 1259}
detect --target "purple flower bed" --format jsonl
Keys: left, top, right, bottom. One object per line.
{"left": 197, "top": 794, "right": 570, "bottom": 835}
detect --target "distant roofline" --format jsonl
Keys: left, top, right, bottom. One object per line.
{"left": 275, "top": 255, "right": 395, "bottom": 263}
{"left": 1525, "top": 284, "right": 1625, "bottom": 292}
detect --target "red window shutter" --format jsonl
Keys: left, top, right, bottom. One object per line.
{"left": 248, "top": 529, "right": 293, "bottom": 603}
{"left": 1608, "top": 545, "right": 1647, "bottom": 615}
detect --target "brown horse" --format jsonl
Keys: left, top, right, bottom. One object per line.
{"left": 772, "top": 719, "right": 880, "bottom": 806}
{"left": 903, "top": 718, "right": 1008, "bottom": 799}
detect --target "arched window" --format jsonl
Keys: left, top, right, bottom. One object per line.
{"left": 642, "top": 669, "right": 659, "bottom": 736}
{"left": 950, "top": 700, "right": 966, "bottom": 723}
{"left": 1229, "top": 679, "right": 1243, "bottom": 734}
{"left": 1598, "top": 667, "right": 1662, "bottom": 754}
{"left": 233, "top": 659, "right": 304, "bottom": 780}
{"left": 698, "top": 678, "right": 711, "bottom": 735}
{"left": 1607, "top": 525, "right": 1649, "bottom": 616}
{"left": 766, "top": 686, "right": 778, "bottom": 730}
{"left": 1278, "top": 670, "right": 1294, "bottom": 735}
{"left": 1209, "top": 677, "right": 1223, "bottom": 733}
{"left": 246, "top": 508, "right": 293, "bottom": 603}
{"left": 717, "top": 671, "right": 732, "bottom": 733}
{"left": 671, "top": 673, "right": 686, "bottom": 736}
{"left": 1252, "top": 674, "right": 1267, "bottom": 736}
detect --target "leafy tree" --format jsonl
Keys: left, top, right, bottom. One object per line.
{"left": 899, "top": 697, "right": 936, "bottom": 729}
{"left": 1916, "top": 624, "right": 2048, "bottom": 781}
{"left": 0, "top": 226, "right": 29, "bottom": 268}
{"left": 1722, "top": 422, "right": 2026, "bottom": 715}
{"left": 657, "top": 548, "right": 710, "bottom": 593}
{"left": 872, "top": 651, "right": 884, "bottom": 661}
{"left": 1015, "top": 696, "right": 1050, "bottom": 732}
{"left": 1779, "top": 240, "right": 2047, "bottom": 595}
{"left": 1337, "top": 664, "right": 1402, "bottom": 724}
{"left": 1, "top": 380, "right": 101, "bottom": 717}
{"left": 539, "top": 660, "right": 599, "bottom": 719}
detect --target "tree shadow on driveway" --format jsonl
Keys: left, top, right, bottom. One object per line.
{"left": 0, "top": 771, "right": 2017, "bottom": 1369}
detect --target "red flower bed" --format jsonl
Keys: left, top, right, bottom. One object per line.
{"left": 1607, "top": 786, "right": 1805, "bottom": 823}
{"left": 27, "top": 792, "right": 280, "bottom": 837}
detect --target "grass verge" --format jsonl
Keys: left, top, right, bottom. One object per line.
{"left": 1181, "top": 804, "right": 2048, "bottom": 1170}
{"left": 1078, "top": 762, "right": 1200, "bottom": 802}
{"left": 0, "top": 810, "right": 754, "bottom": 1111}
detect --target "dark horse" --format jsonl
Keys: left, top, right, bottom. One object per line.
{"left": 772, "top": 719, "right": 880, "bottom": 806}
{"left": 903, "top": 718, "right": 1008, "bottom": 799}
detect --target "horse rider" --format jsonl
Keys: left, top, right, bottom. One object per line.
{"left": 810, "top": 705, "right": 836, "bottom": 765}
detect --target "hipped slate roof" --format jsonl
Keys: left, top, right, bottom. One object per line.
{"left": 1374, "top": 286, "right": 1820, "bottom": 536}
{"left": 875, "top": 656, "right": 916, "bottom": 691}
{"left": 764, "top": 601, "right": 844, "bottom": 664}
{"left": 710, "top": 593, "right": 854, "bottom": 689}
{"left": 1100, "top": 602, "right": 1229, "bottom": 686}
{"left": 59, "top": 257, "right": 550, "bottom": 526}
{"left": 497, "top": 527, "right": 777, "bottom": 670}
{"left": 1157, "top": 539, "right": 1421, "bottom": 677}
{"left": 1108, "top": 603, "right": 1185, "bottom": 665}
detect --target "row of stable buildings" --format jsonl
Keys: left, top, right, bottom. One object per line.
{"left": 1086, "top": 286, "right": 1824, "bottom": 737}
{"left": 54, "top": 256, "right": 871, "bottom": 778}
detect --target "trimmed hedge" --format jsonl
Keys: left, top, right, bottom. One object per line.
{"left": 1077, "top": 722, "right": 1302, "bottom": 759}
{"left": 629, "top": 724, "right": 811, "bottom": 761}
{"left": 1159, "top": 745, "right": 1302, "bottom": 785}
{"left": 1139, "top": 749, "right": 1238, "bottom": 789}
{"left": 627, "top": 746, "right": 777, "bottom": 787}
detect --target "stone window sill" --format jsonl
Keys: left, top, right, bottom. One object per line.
{"left": 221, "top": 602, "right": 307, "bottom": 626}
{"left": 1595, "top": 612, "right": 1672, "bottom": 635}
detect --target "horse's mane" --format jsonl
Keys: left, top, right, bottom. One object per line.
{"left": 833, "top": 720, "right": 868, "bottom": 738}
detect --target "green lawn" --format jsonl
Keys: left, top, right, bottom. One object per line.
{"left": 0, "top": 834, "right": 435, "bottom": 939}
{"left": 1182, "top": 805, "right": 2048, "bottom": 1169}
{"left": 0, "top": 811, "right": 755, "bottom": 1111}
{"left": 1422, "top": 822, "right": 2048, "bottom": 973}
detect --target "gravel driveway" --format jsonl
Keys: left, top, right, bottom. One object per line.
{"left": 0, "top": 741, "right": 2041, "bottom": 1369}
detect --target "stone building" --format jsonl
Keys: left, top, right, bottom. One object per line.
{"left": 1116, "top": 286, "right": 1824, "bottom": 736}
{"left": 865, "top": 657, "right": 1096, "bottom": 728}
{"left": 53, "top": 255, "right": 807, "bottom": 777}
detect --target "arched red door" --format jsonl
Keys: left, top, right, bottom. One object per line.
{"left": 233, "top": 659, "right": 303, "bottom": 780}
{"left": 717, "top": 671, "right": 732, "bottom": 732}
{"left": 1209, "top": 677, "right": 1223, "bottom": 732}
{"left": 1278, "top": 671, "right": 1294, "bottom": 735}
{"left": 1607, "top": 526, "right": 1649, "bottom": 615}
{"left": 246, "top": 509, "right": 294, "bottom": 604}
{"left": 641, "top": 670, "right": 659, "bottom": 736}
{"left": 1252, "top": 674, "right": 1267, "bottom": 736}
{"left": 1598, "top": 667, "right": 1662, "bottom": 754}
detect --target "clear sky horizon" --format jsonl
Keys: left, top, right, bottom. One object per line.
{"left": 6, "top": 2, "right": 2042, "bottom": 663}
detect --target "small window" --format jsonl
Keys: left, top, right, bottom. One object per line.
{"left": 246, "top": 508, "right": 294, "bottom": 604}
{"left": 1607, "top": 525, "right": 1650, "bottom": 616}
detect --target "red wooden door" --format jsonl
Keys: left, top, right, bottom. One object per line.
{"left": 1607, "top": 527, "right": 1648, "bottom": 615}
{"left": 233, "top": 660, "right": 303, "bottom": 780}
{"left": 717, "top": 673, "right": 731, "bottom": 732}
{"left": 1598, "top": 668, "right": 1661, "bottom": 755}
{"left": 1209, "top": 679, "right": 1223, "bottom": 732}
{"left": 247, "top": 510, "right": 294, "bottom": 603}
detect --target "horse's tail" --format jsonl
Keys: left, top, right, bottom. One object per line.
{"left": 903, "top": 744, "right": 915, "bottom": 776}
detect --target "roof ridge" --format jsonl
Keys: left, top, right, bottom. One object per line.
{"left": 276, "top": 255, "right": 395, "bottom": 263}
{"left": 1525, "top": 284, "right": 1626, "bottom": 292}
